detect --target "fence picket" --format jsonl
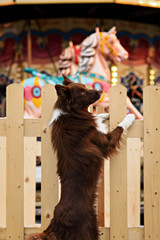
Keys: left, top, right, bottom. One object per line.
{"left": 127, "top": 138, "right": 141, "bottom": 227}
{"left": 144, "top": 86, "right": 160, "bottom": 240}
{"left": 6, "top": 84, "right": 24, "bottom": 240}
{"left": 96, "top": 106, "right": 107, "bottom": 227}
{"left": 0, "top": 137, "right": 6, "bottom": 227}
{"left": 41, "top": 84, "right": 59, "bottom": 231}
{"left": 109, "top": 85, "right": 128, "bottom": 240}
{"left": 24, "top": 137, "right": 36, "bottom": 227}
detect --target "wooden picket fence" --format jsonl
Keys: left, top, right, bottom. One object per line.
{"left": 0, "top": 83, "right": 160, "bottom": 240}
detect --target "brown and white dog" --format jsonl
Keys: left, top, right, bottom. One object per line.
{"left": 28, "top": 75, "right": 135, "bottom": 240}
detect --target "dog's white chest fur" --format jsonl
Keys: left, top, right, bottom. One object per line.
{"left": 93, "top": 113, "right": 110, "bottom": 134}
{"left": 48, "top": 108, "right": 67, "bottom": 125}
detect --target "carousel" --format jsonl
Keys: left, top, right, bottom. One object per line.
{"left": 1, "top": 0, "right": 160, "bottom": 119}
{"left": 1, "top": 0, "right": 160, "bottom": 224}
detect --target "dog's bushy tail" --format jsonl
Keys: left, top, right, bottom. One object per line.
{"left": 27, "top": 230, "right": 56, "bottom": 240}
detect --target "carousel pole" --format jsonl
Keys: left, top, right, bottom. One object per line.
{"left": 27, "top": 19, "right": 32, "bottom": 68}
{"left": 35, "top": 19, "right": 58, "bottom": 75}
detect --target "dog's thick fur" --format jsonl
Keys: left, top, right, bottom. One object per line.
{"left": 28, "top": 75, "right": 135, "bottom": 240}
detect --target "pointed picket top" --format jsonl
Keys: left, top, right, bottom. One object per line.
{"left": 143, "top": 84, "right": 160, "bottom": 94}
{"left": 6, "top": 83, "right": 24, "bottom": 119}
{"left": 109, "top": 84, "right": 127, "bottom": 130}
{"left": 41, "top": 84, "right": 57, "bottom": 125}
{"left": 144, "top": 85, "right": 160, "bottom": 117}
{"left": 143, "top": 85, "right": 160, "bottom": 132}
{"left": 109, "top": 83, "right": 126, "bottom": 91}
{"left": 6, "top": 82, "right": 23, "bottom": 94}
{"left": 7, "top": 82, "right": 23, "bottom": 90}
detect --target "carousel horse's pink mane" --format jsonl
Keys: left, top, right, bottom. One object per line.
{"left": 58, "top": 26, "right": 128, "bottom": 80}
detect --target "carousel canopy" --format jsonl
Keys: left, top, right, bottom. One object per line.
{"left": 0, "top": 0, "right": 160, "bottom": 7}
{"left": 0, "top": 1, "right": 160, "bottom": 26}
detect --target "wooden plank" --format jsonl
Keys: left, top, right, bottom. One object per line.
{"left": 0, "top": 137, "right": 6, "bottom": 227}
{"left": 24, "top": 119, "right": 41, "bottom": 137}
{"left": 109, "top": 85, "right": 128, "bottom": 240}
{"left": 0, "top": 225, "right": 41, "bottom": 240}
{"left": 0, "top": 226, "right": 144, "bottom": 240}
{"left": 41, "top": 84, "right": 59, "bottom": 231}
{"left": 100, "top": 227, "right": 144, "bottom": 240}
{"left": 144, "top": 86, "right": 160, "bottom": 240}
{"left": 0, "top": 118, "right": 41, "bottom": 137}
{"left": 127, "top": 120, "right": 143, "bottom": 138}
{"left": 0, "top": 118, "right": 6, "bottom": 136}
{"left": 36, "top": 140, "right": 41, "bottom": 156}
{"left": 104, "top": 159, "right": 110, "bottom": 227}
{"left": 0, "top": 117, "right": 144, "bottom": 139}
{"left": 97, "top": 161, "right": 105, "bottom": 226}
{"left": 24, "top": 225, "right": 41, "bottom": 239}
{"left": 100, "top": 227, "right": 110, "bottom": 240}
{"left": 24, "top": 137, "right": 36, "bottom": 227}
{"left": 128, "top": 227, "right": 144, "bottom": 240}
{"left": 127, "top": 138, "right": 141, "bottom": 227}
{"left": 96, "top": 106, "right": 105, "bottom": 227}
{"left": 96, "top": 106, "right": 110, "bottom": 228}
{"left": 6, "top": 84, "right": 24, "bottom": 240}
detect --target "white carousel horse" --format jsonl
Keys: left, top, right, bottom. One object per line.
{"left": 58, "top": 26, "right": 128, "bottom": 79}
{"left": 58, "top": 27, "right": 143, "bottom": 119}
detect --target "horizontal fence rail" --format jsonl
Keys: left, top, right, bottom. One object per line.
{"left": 0, "top": 118, "right": 144, "bottom": 138}
{"left": 0, "top": 83, "right": 159, "bottom": 239}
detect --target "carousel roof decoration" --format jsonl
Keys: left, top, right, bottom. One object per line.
{"left": 1, "top": 0, "right": 160, "bottom": 7}
{"left": 116, "top": 0, "right": 160, "bottom": 8}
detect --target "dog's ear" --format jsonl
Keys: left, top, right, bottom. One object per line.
{"left": 62, "top": 74, "right": 73, "bottom": 85}
{"left": 55, "top": 84, "right": 70, "bottom": 100}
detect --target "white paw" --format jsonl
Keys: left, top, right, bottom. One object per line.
{"left": 124, "top": 114, "right": 135, "bottom": 127}
{"left": 118, "top": 114, "right": 135, "bottom": 133}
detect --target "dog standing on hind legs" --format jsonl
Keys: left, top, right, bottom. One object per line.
{"left": 28, "top": 74, "right": 135, "bottom": 240}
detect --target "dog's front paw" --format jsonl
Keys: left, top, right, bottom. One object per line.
{"left": 118, "top": 114, "right": 135, "bottom": 133}
{"left": 125, "top": 114, "right": 135, "bottom": 127}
